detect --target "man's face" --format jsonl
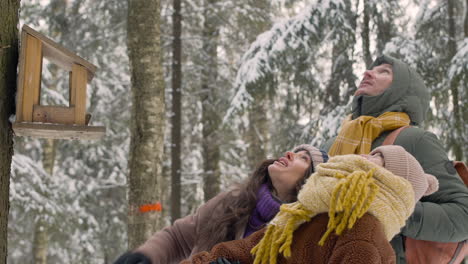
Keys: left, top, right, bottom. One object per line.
{"left": 355, "top": 63, "right": 393, "bottom": 96}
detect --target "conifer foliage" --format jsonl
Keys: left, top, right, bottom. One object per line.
{"left": 7, "top": 0, "right": 467, "bottom": 263}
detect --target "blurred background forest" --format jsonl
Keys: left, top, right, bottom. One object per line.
{"left": 7, "top": 0, "right": 467, "bottom": 263}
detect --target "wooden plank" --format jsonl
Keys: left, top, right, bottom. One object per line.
{"left": 70, "top": 64, "right": 88, "bottom": 125}
{"left": 22, "top": 24, "right": 97, "bottom": 82}
{"left": 33, "top": 39, "right": 43, "bottom": 106}
{"left": 12, "top": 122, "right": 106, "bottom": 140}
{"left": 15, "top": 29, "right": 29, "bottom": 122}
{"left": 33, "top": 105, "right": 75, "bottom": 124}
{"left": 69, "top": 71, "right": 72, "bottom": 106}
{"left": 21, "top": 34, "right": 43, "bottom": 122}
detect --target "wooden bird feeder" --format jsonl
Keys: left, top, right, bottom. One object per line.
{"left": 12, "top": 25, "right": 105, "bottom": 140}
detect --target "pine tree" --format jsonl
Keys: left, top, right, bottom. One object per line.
{"left": 384, "top": 0, "right": 467, "bottom": 160}
{"left": 127, "top": 0, "right": 166, "bottom": 249}
{"left": 242, "top": 0, "right": 273, "bottom": 172}
{"left": 201, "top": 0, "right": 222, "bottom": 201}
{"left": 10, "top": 1, "right": 132, "bottom": 262}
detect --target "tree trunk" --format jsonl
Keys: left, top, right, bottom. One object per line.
{"left": 322, "top": 0, "right": 357, "bottom": 113}
{"left": 32, "top": 139, "right": 56, "bottom": 264}
{"left": 171, "top": 0, "right": 182, "bottom": 221}
{"left": 373, "top": 3, "right": 395, "bottom": 53}
{"left": 246, "top": 96, "right": 268, "bottom": 171}
{"left": 0, "top": 1, "right": 19, "bottom": 263}
{"left": 243, "top": 0, "right": 272, "bottom": 172}
{"left": 32, "top": 223, "right": 48, "bottom": 264}
{"left": 465, "top": 0, "right": 468, "bottom": 37}
{"left": 201, "top": 0, "right": 221, "bottom": 202}
{"left": 361, "top": 0, "right": 372, "bottom": 68}
{"left": 447, "top": 0, "right": 463, "bottom": 161}
{"left": 127, "top": 0, "right": 166, "bottom": 249}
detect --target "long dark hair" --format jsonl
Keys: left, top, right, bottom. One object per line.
{"left": 197, "top": 156, "right": 315, "bottom": 251}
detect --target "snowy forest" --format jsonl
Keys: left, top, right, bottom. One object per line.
{"left": 1, "top": 0, "right": 467, "bottom": 263}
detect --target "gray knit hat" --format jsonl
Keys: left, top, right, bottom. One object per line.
{"left": 292, "top": 144, "right": 329, "bottom": 171}
{"left": 370, "top": 145, "right": 439, "bottom": 202}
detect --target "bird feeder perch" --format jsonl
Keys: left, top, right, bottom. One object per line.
{"left": 12, "top": 25, "right": 105, "bottom": 140}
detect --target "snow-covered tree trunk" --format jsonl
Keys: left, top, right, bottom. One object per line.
{"left": 324, "top": 0, "right": 357, "bottom": 111}
{"left": 127, "top": 0, "right": 166, "bottom": 249}
{"left": 374, "top": 5, "right": 396, "bottom": 53}
{"left": 243, "top": 0, "right": 272, "bottom": 171}
{"left": 246, "top": 95, "right": 269, "bottom": 171}
{"left": 170, "top": 0, "right": 182, "bottom": 221}
{"left": 201, "top": 0, "right": 221, "bottom": 202}
{"left": 32, "top": 223, "right": 48, "bottom": 264}
{"left": 32, "top": 139, "right": 55, "bottom": 264}
{"left": 0, "top": 1, "right": 19, "bottom": 262}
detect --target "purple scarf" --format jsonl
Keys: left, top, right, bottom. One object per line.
{"left": 243, "top": 184, "right": 281, "bottom": 237}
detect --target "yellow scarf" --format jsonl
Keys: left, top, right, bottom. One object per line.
{"left": 251, "top": 155, "right": 415, "bottom": 264}
{"left": 328, "top": 112, "right": 410, "bottom": 156}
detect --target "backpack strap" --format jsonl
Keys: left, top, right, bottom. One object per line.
{"left": 382, "top": 126, "right": 411, "bottom": 146}
{"left": 447, "top": 239, "right": 468, "bottom": 264}
{"left": 386, "top": 126, "right": 468, "bottom": 263}
{"left": 453, "top": 161, "right": 468, "bottom": 187}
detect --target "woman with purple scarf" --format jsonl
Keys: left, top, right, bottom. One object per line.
{"left": 114, "top": 144, "right": 328, "bottom": 264}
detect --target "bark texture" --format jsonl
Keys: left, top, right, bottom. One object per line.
{"left": 243, "top": 0, "right": 271, "bottom": 172}
{"left": 127, "top": 0, "right": 166, "bottom": 249}
{"left": 246, "top": 96, "right": 268, "bottom": 171}
{"left": 171, "top": 0, "right": 182, "bottom": 221}
{"left": 33, "top": 139, "right": 56, "bottom": 264}
{"left": 447, "top": 0, "right": 464, "bottom": 161}
{"left": 361, "top": 0, "right": 372, "bottom": 68}
{"left": 201, "top": 0, "right": 221, "bottom": 202}
{"left": 0, "top": 1, "right": 19, "bottom": 263}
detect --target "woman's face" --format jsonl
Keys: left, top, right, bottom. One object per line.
{"left": 268, "top": 150, "right": 312, "bottom": 201}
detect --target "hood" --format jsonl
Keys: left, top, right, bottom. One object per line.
{"left": 351, "top": 54, "right": 430, "bottom": 125}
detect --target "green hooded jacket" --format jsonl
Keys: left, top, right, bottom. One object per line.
{"left": 322, "top": 54, "right": 468, "bottom": 264}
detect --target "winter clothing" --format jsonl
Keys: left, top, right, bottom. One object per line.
{"left": 351, "top": 55, "right": 430, "bottom": 125}
{"left": 328, "top": 112, "right": 410, "bottom": 155}
{"left": 292, "top": 144, "right": 329, "bottom": 171}
{"left": 183, "top": 213, "right": 395, "bottom": 264}
{"left": 120, "top": 144, "right": 327, "bottom": 264}
{"left": 113, "top": 252, "right": 151, "bottom": 264}
{"left": 369, "top": 145, "right": 439, "bottom": 202}
{"left": 322, "top": 54, "right": 468, "bottom": 264}
{"left": 252, "top": 155, "right": 420, "bottom": 264}
{"left": 209, "top": 257, "right": 240, "bottom": 264}
{"left": 183, "top": 147, "right": 435, "bottom": 264}
{"left": 133, "top": 191, "right": 247, "bottom": 264}
{"left": 243, "top": 184, "right": 281, "bottom": 238}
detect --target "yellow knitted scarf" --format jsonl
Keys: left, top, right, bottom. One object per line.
{"left": 251, "top": 155, "right": 415, "bottom": 264}
{"left": 328, "top": 112, "right": 410, "bottom": 156}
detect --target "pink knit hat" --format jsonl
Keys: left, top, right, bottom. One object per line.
{"left": 293, "top": 144, "right": 329, "bottom": 171}
{"left": 370, "top": 145, "right": 439, "bottom": 202}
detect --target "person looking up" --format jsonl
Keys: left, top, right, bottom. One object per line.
{"left": 322, "top": 54, "right": 468, "bottom": 264}
{"left": 114, "top": 144, "right": 328, "bottom": 264}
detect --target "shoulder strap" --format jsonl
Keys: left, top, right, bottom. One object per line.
{"left": 382, "top": 126, "right": 411, "bottom": 146}
{"left": 454, "top": 161, "right": 468, "bottom": 187}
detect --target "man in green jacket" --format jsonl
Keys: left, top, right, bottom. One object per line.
{"left": 321, "top": 54, "right": 468, "bottom": 264}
